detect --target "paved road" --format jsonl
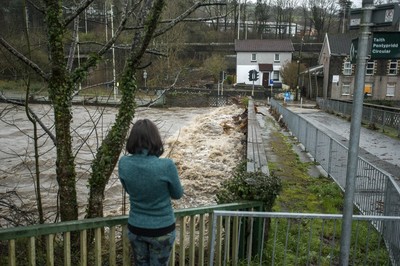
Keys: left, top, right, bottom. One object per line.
{"left": 255, "top": 102, "right": 400, "bottom": 218}
{"left": 286, "top": 104, "right": 400, "bottom": 183}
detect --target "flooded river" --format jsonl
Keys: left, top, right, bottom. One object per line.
{"left": 0, "top": 103, "right": 246, "bottom": 225}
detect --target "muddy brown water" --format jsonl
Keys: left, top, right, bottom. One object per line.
{"left": 0, "top": 103, "right": 246, "bottom": 226}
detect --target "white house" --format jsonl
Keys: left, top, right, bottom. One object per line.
{"left": 235, "top": 39, "right": 294, "bottom": 87}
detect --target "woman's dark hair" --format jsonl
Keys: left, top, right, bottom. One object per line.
{"left": 126, "top": 119, "right": 164, "bottom": 156}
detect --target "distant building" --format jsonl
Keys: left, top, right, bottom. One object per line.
{"left": 205, "top": 19, "right": 304, "bottom": 36}
{"left": 316, "top": 2, "right": 400, "bottom": 101}
{"left": 234, "top": 39, "right": 294, "bottom": 88}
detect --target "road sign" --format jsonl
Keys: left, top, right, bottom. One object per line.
{"left": 350, "top": 3, "right": 400, "bottom": 29}
{"left": 350, "top": 32, "right": 399, "bottom": 62}
{"left": 370, "top": 32, "right": 400, "bottom": 59}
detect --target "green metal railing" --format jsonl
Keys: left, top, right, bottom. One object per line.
{"left": 0, "top": 202, "right": 263, "bottom": 266}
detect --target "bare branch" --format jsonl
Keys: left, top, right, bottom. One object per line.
{"left": 145, "top": 49, "right": 168, "bottom": 57}
{"left": 72, "top": 81, "right": 114, "bottom": 98}
{"left": 72, "top": 105, "right": 111, "bottom": 159}
{"left": 63, "top": 0, "right": 96, "bottom": 27}
{"left": 0, "top": 94, "right": 56, "bottom": 144}
{"left": 153, "top": 2, "right": 226, "bottom": 38}
{"left": 123, "top": 15, "right": 227, "bottom": 31}
{"left": 0, "top": 191, "right": 38, "bottom": 226}
{"left": 137, "top": 69, "right": 182, "bottom": 108}
{"left": 27, "top": 0, "right": 45, "bottom": 13}
{"left": 0, "top": 36, "right": 48, "bottom": 81}
{"left": 71, "top": 1, "right": 133, "bottom": 84}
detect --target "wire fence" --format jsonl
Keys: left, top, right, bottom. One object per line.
{"left": 316, "top": 98, "right": 400, "bottom": 137}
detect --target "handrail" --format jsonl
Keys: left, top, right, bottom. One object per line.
{"left": 174, "top": 201, "right": 264, "bottom": 217}
{"left": 0, "top": 202, "right": 263, "bottom": 241}
{"left": 0, "top": 202, "right": 264, "bottom": 266}
{"left": 317, "top": 97, "right": 400, "bottom": 136}
{"left": 0, "top": 216, "right": 127, "bottom": 241}
{"left": 209, "top": 210, "right": 400, "bottom": 266}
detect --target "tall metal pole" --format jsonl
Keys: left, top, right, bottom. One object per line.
{"left": 110, "top": 4, "right": 117, "bottom": 100}
{"left": 295, "top": 37, "right": 303, "bottom": 101}
{"left": 237, "top": 0, "right": 241, "bottom": 39}
{"left": 77, "top": 24, "right": 82, "bottom": 92}
{"left": 339, "top": 0, "right": 373, "bottom": 264}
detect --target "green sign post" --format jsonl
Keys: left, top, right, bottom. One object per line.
{"left": 370, "top": 32, "right": 400, "bottom": 59}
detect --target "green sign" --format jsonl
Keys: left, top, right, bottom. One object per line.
{"left": 370, "top": 32, "right": 400, "bottom": 59}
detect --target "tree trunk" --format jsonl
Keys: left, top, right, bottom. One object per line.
{"left": 86, "top": 0, "right": 166, "bottom": 219}
{"left": 87, "top": 69, "right": 137, "bottom": 218}
{"left": 46, "top": 0, "right": 78, "bottom": 221}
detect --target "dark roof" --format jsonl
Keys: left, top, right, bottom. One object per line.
{"left": 235, "top": 39, "right": 294, "bottom": 52}
{"left": 328, "top": 33, "right": 359, "bottom": 55}
{"left": 293, "top": 43, "right": 323, "bottom": 53}
{"left": 259, "top": 64, "right": 273, "bottom": 71}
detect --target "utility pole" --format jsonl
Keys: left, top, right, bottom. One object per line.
{"left": 110, "top": 4, "right": 117, "bottom": 100}
{"left": 295, "top": 37, "right": 303, "bottom": 101}
{"left": 339, "top": 0, "right": 373, "bottom": 264}
{"left": 237, "top": 0, "right": 241, "bottom": 40}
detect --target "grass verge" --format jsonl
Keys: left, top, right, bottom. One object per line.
{"left": 251, "top": 112, "right": 391, "bottom": 265}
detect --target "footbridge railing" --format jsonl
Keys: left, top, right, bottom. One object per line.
{"left": 209, "top": 211, "right": 400, "bottom": 265}
{"left": 0, "top": 202, "right": 263, "bottom": 266}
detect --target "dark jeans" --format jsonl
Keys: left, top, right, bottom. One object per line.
{"left": 128, "top": 230, "right": 176, "bottom": 266}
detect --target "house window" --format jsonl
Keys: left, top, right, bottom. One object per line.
{"left": 388, "top": 60, "right": 398, "bottom": 75}
{"left": 274, "top": 53, "right": 280, "bottom": 62}
{"left": 364, "top": 83, "right": 372, "bottom": 96}
{"left": 386, "top": 83, "right": 395, "bottom": 97}
{"left": 251, "top": 53, "right": 257, "bottom": 62}
{"left": 343, "top": 61, "right": 352, "bottom": 75}
{"left": 273, "top": 71, "right": 279, "bottom": 80}
{"left": 342, "top": 84, "right": 350, "bottom": 95}
{"left": 366, "top": 60, "right": 375, "bottom": 75}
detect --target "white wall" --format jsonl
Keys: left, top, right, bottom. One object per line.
{"left": 236, "top": 51, "right": 292, "bottom": 85}
{"left": 237, "top": 65, "right": 263, "bottom": 85}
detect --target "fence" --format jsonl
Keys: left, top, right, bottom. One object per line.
{"left": 0, "top": 202, "right": 264, "bottom": 266}
{"left": 246, "top": 99, "right": 269, "bottom": 174}
{"left": 316, "top": 98, "right": 400, "bottom": 137}
{"left": 270, "top": 98, "right": 400, "bottom": 265}
{"left": 209, "top": 210, "right": 400, "bottom": 265}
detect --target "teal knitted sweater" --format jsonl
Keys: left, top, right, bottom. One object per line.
{"left": 118, "top": 150, "right": 184, "bottom": 230}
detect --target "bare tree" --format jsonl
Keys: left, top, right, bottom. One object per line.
{"left": 254, "top": 0, "right": 271, "bottom": 38}
{"left": 307, "top": 0, "right": 338, "bottom": 41}
{"left": 0, "top": 0, "right": 225, "bottom": 222}
{"left": 280, "top": 61, "right": 307, "bottom": 90}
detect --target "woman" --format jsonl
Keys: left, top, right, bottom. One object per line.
{"left": 118, "top": 119, "right": 184, "bottom": 265}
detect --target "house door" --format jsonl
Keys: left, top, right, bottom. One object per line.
{"left": 262, "top": 72, "right": 270, "bottom": 88}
